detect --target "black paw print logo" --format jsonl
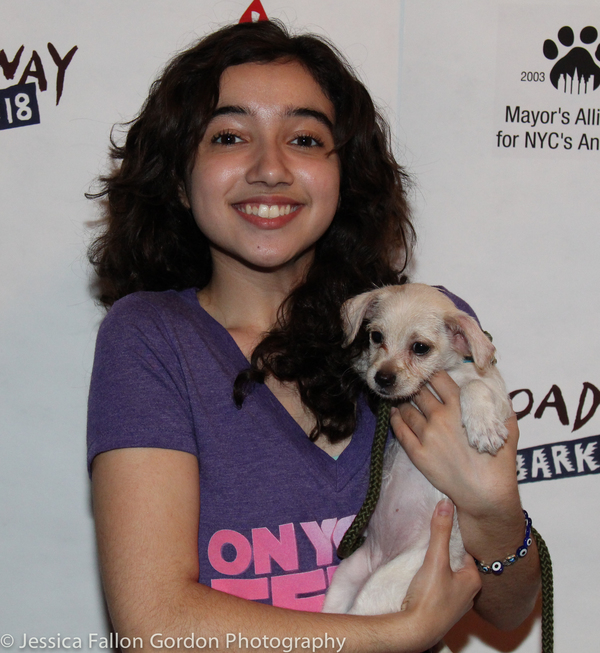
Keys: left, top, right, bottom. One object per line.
{"left": 544, "top": 26, "right": 600, "bottom": 93}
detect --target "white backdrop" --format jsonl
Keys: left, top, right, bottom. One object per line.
{"left": 2, "top": 1, "right": 598, "bottom": 652}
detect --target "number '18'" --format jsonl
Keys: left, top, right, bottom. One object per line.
{"left": 4, "top": 93, "right": 33, "bottom": 124}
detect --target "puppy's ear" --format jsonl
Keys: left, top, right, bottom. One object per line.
{"left": 445, "top": 312, "right": 496, "bottom": 369}
{"left": 341, "top": 290, "right": 381, "bottom": 347}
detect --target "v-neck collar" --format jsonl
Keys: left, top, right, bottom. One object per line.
{"left": 254, "top": 373, "right": 374, "bottom": 492}
{"left": 182, "top": 288, "right": 375, "bottom": 492}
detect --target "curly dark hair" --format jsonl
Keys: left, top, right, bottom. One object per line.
{"left": 88, "top": 19, "right": 415, "bottom": 443}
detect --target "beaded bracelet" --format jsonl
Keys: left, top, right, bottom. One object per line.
{"left": 474, "top": 510, "right": 533, "bottom": 575}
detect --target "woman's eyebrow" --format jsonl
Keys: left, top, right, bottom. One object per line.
{"left": 285, "top": 107, "right": 333, "bottom": 131}
{"left": 210, "top": 105, "right": 333, "bottom": 131}
{"left": 211, "top": 105, "right": 247, "bottom": 119}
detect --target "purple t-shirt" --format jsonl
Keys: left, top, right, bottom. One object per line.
{"left": 87, "top": 289, "right": 376, "bottom": 611}
{"left": 87, "top": 286, "right": 479, "bottom": 612}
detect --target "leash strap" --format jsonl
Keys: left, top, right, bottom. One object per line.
{"left": 336, "top": 399, "right": 391, "bottom": 559}
{"left": 336, "top": 400, "right": 554, "bottom": 653}
{"left": 532, "top": 526, "right": 554, "bottom": 653}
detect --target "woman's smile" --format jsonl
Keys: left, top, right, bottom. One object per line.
{"left": 232, "top": 196, "right": 303, "bottom": 229}
{"left": 235, "top": 203, "right": 298, "bottom": 219}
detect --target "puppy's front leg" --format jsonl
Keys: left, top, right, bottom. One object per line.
{"left": 459, "top": 379, "right": 508, "bottom": 454}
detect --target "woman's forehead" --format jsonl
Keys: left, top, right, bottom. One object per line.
{"left": 216, "top": 61, "right": 335, "bottom": 124}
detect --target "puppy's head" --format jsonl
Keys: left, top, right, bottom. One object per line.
{"left": 342, "top": 284, "right": 496, "bottom": 399}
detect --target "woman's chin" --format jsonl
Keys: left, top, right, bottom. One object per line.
{"left": 212, "top": 243, "right": 316, "bottom": 276}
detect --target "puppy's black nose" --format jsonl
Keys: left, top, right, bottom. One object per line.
{"left": 375, "top": 370, "right": 396, "bottom": 388}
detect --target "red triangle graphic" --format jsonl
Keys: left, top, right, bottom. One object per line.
{"left": 239, "top": 0, "right": 268, "bottom": 23}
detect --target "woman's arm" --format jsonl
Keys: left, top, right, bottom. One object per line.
{"left": 92, "top": 447, "right": 481, "bottom": 653}
{"left": 391, "top": 371, "right": 541, "bottom": 631}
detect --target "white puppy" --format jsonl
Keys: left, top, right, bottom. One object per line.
{"left": 322, "top": 284, "right": 512, "bottom": 615}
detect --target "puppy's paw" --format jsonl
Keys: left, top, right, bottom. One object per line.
{"left": 463, "top": 413, "right": 508, "bottom": 454}
{"left": 459, "top": 379, "right": 510, "bottom": 454}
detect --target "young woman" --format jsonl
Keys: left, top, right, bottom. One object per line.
{"left": 87, "top": 20, "right": 540, "bottom": 653}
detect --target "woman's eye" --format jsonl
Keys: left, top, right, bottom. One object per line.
{"left": 291, "top": 134, "right": 323, "bottom": 148}
{"left": 370, "top": 331, "right": 383, "bottom": 345}
{"left": 412, "top": 342, "right": 430, "bottom": 355}
{"left": 212, "top": 132, "right": 243, "bottom": 145}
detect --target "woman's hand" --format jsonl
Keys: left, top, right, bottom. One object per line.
{"left": 390, "top": 371, "right": 520, "bottom": 522}
{"left": 398, "top": 500, "right": 481, "bottom": 650}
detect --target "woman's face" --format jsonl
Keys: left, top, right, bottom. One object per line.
{"left": 185, "top": 60, "right": 340, "bottom": 275}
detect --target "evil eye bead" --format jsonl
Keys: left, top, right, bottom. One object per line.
{"left": 525, "top": 537, "right": 533, "bottom": 547}
{"left": 491, "top": 560, "right": 504, "bottom": 575}
{"left": 505, "top": 554, "right": 517, "bottom": 566}
{"left": 517, "top": 545, "right": 529, "bottom": 558}
{"left": 476, "top": 561, "right": 492, "bottom": 574}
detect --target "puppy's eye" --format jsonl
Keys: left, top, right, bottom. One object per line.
{"left": 412, "top": 342, "right": 430, "bottom": 355}
{"left": 370, "top": 331, "right": 383, "bottom": 345}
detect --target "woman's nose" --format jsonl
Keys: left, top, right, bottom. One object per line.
{"left": 245, "top": 140, "right": 293, "bottom": 186}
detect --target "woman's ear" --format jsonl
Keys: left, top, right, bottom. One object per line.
{"left": 179, "top": 182, "right": 191, "bottom": 209}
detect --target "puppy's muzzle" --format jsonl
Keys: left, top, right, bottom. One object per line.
{"left": 374, "top": 370, "right": 396, "bottom": 390}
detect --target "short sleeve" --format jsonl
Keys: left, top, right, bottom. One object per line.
{"left": 87, "top": 295, "right": 198, "bottom": 475}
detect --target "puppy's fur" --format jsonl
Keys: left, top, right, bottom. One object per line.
{"left": 322, "top": 284, "right": 512, "bottom": 615}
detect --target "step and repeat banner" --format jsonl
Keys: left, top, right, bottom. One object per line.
{"left": 1, "top": 1, "right": 597, "bottom": 652}
{"left": 399, "top": 5, "right": 599, "bottom": 649}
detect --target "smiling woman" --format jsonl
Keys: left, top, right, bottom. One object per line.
{"left": 88, "top": 19, "right": 413, "bottom": 445}
{"left": 86, "top": 19, "right": 538, "bottom": 653}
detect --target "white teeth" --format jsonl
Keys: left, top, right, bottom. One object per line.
{"left": 240, "top": 204, "right": 295, "bottom": 218}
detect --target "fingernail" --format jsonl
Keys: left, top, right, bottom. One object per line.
{"left": 436, "top": 499, "right": 454, "bottom": 516}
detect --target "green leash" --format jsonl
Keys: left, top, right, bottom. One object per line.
{"left": 336, "top": 399, "right": 554, "bottom": 653}
{"left": 336, "top": 399, "right": 391, "bottom": 559}
{"left": 531, "top": 526, "right": 554, "bottom": 653}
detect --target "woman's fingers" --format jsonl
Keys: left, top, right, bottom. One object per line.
{"left": 427, "top": 498, "right": 455, "bottom": 561}
{"left": 427, "top": 503, "right": 482, "bottom": 603}
{"left": 392, "top": 402, "right": 424, "bottom": 435}
{"left": 390, "top": 404, "right": 429, "bottom": 464}
{"left": 425, "top": 500, "right": 473, "bottom": 575}
{"left": 391, "top": 372, "right": 463, "bottom": 449}
{"left": 400, "top": 500, "right": 482, "bottom": 643}
{"left": 392, "top": 373, "right": 522, "bottom": 518}
{"left": 503, "top": 412, "right": 520, "bottom": 453}
{"left": 411, "top": 372, "right": 460, "bottom": 414}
